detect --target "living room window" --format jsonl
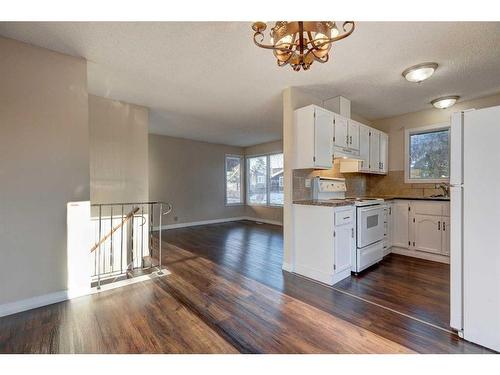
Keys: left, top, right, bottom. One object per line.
{"left": 404, "top": 122, "right": 450, "bottom": 183}
{"left": 246, "top": 153, "right": 284, "bottom": 206}
{"left": 225, "top": 154, "right": 244, "bottom": 205}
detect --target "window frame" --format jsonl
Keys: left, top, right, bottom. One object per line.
{"left": 224, "top": 154, "right": 244, "bottom": 206}
{"left": 246, "top": 151, "right": 284, "bottom": 207}
{"left": 404, "top": 122, "right": 450, "bottom": 184}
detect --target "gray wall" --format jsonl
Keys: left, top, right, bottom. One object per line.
{"left": 149, "top": 134, "right": 246, "bottom": 225}
{"left": 89, "top": 95, "right": 149, "bottom": 204}
{"left": 0, "top": 37, "right": 90, "bottom": 305}
{"left": 244, "top": 140, "right": 284, "bottom": 224}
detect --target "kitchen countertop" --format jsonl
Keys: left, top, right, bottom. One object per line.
{"left": 373, "top": 196, "right": 450, "bottom": 202}
{"left": 293, "top": 199, "right": 355, "bottom": 207}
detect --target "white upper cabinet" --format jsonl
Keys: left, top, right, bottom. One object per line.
{"left": 314, "top": 107, "right": 335, "bottom": 168}
{"left": 379, "top": 132, "right": 388, "bottom": 174}
{"left": 293, "top": 105, "right": 334, "bottom": 169}
{"left": 359, "top": 124, "right": 371, "bottom": 172}
{"left": 369, "top": 129, "right": 380, "bottom": 173}
{"left": 333, "top": 114, "right": 349, "bottom": 149}
{"left": 348, "top": 120, "right": 360, "bottom": 150}
{"left": 293, "top": 104, "right": 387, "bottom": 174}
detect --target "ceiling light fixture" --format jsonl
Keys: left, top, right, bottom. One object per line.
{"left": 251, "top": 21, "right": 355, "bottom": 71}
{"left": 402, "top": 62, "right": 438, "bottom": 83}
{"left": 431, "top": 95, "right": 460, "bottom": 109}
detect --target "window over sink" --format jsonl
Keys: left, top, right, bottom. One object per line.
{"left": 404, "top": 122, "right": 450, "bottom": 183}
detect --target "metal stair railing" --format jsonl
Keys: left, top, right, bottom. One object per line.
{"left": 90, "top": 201, "right": 172, "bottom": 289}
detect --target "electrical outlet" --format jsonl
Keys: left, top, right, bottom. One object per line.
{"left": 305, "top": 178, "right": 311, "bottom": 188}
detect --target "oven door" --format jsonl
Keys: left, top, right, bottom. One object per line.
{"left": 357, "top": 205, "right": 385, "bottom": 248}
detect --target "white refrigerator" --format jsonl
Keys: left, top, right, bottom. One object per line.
{"left": 450, "top": 106, "right": 500, "bottom": 352}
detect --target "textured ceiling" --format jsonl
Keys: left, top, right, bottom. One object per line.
{"left": 1, "top": 22, "right": 500, "bottom": 146}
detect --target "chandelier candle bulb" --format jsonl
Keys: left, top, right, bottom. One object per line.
{"left": 251, "top": 21, "right": 355, "bottom": 71}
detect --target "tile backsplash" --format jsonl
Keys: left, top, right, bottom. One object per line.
{"left": 292, "top": 161, "right": 367, "bottom": 201}
{"left": 367, "top": 170, "right": 442, "bottom": 198}
{"left": 293, "top": 161, "right": 443, "bottom": 200}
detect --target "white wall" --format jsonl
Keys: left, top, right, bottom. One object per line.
{"left": 372, "top": 92, "right": 500, "bottom": 171}
{"left": 0, "top": 37, "right": 89, "bottom": 306}
{"left": 89, "top": 95, "right": 149, "bottom": 204}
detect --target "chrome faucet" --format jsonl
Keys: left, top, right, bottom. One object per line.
{"left": 435, "top": 183, "right": 450, "bottom": 197}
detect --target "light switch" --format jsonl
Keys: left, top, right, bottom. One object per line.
{"left": 305, "top": 178, "right": 311, "bottom": 188}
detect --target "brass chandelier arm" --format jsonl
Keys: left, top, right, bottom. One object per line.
{"left": 307, "top": 21, "right": 355, "bottom": 50}
{"left": 251, "top": 21, "right": 355, "bottom": 71}
{"left": 253, "top": 32, "right": 294, "bottom": 52}
{"left": 253, "top": 21, "right": 355, "bottom": 52}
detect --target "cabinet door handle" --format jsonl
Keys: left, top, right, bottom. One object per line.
{"left": 351, "top": 228, "right": 354, "bottom": 238}
{"left": 346, "top": 135, "right": 349, "bottom": 145}
{"left": 443, "top": 222, "right": 446, "bottom": 231}
{"left": 438, "top": 221, "right": 441, "bottom": 230}
{"left": 350, "top": 135, "right": 352, "bottom": 145}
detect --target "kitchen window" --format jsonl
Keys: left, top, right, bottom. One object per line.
{"left": 404, "top": 123, "right": 450, "bottom": 183}
{"left": 247, "top": 152, "right": 284, "bottom": 206}
{"left": 225, "top": 154, "right": 244, "bottom": 205}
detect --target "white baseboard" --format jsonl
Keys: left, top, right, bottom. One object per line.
{"left": 245, "top": 217, "right": 283, "bottom": 226}
{"left": 0, "top": 271, "right": 170, "bottom": 318}
{"left": 391, "top": 246, "right": 450, "bottom": 264}
{"left": 153, "top": 216, "right": 283, "bottom": 231}
{"left": 282, "top": 262, "right": 293, "bottom": 272}
{"left": 0, "top": 290, "right": 73, "bottom": 318}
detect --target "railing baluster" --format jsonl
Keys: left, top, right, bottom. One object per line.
{"left": 158, "top": 203, "right": 163, "bottom": 275}
{"left": 141, "top": 204, "right": 144, "bottom": 268}
{"left": 97, "top": 205, "right": 102, "bottom": 290}
{"left": 149, "top": 203, "right": 153, "bottom": 268}
{"left": 131, "top": 206, "right": 134, "bottom": 272}
{"left": 110, "top": 205, "right": 113, "bottom": 273}
{"left": 120, "top": 204, "right": 124, "bottom": 275}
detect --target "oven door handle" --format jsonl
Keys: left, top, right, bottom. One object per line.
{"left": 359, "top": 206, "right": 383, "bottom": 213}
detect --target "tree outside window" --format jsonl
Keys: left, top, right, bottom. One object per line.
{"left": 405, "top": 123, "right": 450, "bottom": 183}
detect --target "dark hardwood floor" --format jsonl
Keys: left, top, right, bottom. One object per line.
{"left": 334, "top": 254, "right": 451, "bottom": 330}
{"left": 0, "top": 221, "right": 490, "bottom": 353}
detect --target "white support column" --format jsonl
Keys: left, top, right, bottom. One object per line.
{"left": 282, "top": 87, "right": 323, "bottom": 272}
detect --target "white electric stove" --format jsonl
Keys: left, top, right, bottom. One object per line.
{"left": 311, "top": 177, "right": 385, "bottom": 274}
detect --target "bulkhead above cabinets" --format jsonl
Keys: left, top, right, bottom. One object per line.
{"left": 292, "top": 104, "right": 388, "bottom": 175}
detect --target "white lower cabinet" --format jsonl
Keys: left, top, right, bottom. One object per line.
{"left": 334, "top": 207, "right": 355, "bottom": 275}
{"left": 383, "top": 203, "right": 393, "bottom": 256}
{"left": 412, "top": 214, "right": 442, "bottom": 254}
{"left": 391, "top": 200, "right": 450, "bottom": 262}
{"left": 441, "top": 216, "right": 450, "bottom": 255}
{"left": 392, "top": 201, "right": 409, "bottom": 248}
{"left": 293, "top": 204, "right": 354, "bottom": 285}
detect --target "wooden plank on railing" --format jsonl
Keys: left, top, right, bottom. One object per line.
{"left": 90, "top": 207, "right": 140, "bottom": 253}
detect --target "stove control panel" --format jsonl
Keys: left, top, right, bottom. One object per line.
{"left": 319, "top": 180, "right": 346, "bottom": 192}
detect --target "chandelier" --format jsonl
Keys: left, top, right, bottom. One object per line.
{"left": 251, "top": 21, "right": 355, "bottom": 71}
